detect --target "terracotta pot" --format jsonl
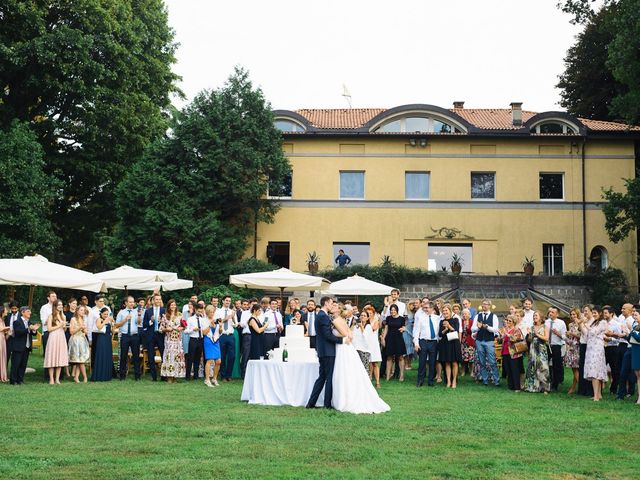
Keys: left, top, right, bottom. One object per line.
{"left": 523, "top": 264, "right": 534, "bottom": 276}
{"left": 308, "top": 262, "right": 318, "bottom": 274}
{"left": 451, "top": 264, "right": 462, "bottom": 274}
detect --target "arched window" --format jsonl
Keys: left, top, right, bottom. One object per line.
{"left": 531, "top": 121, "right": 577, "bottom": 134}
{"left": 375, "top": 115, "right": 462, "bottom": 133}
{"left": 274, "top": 119, "right": 306, "bottom": 133}
{"left": 589, "top": 246, "right": 609, "bottom": 273}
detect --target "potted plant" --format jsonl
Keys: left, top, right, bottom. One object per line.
{"left": 522, "top": 256, "right": 535, "bottom": 276}
{"left": 306, "top": 251, "right": 319, "bottom": 274}
{"left": 450, "top": 253, "right": 463, "bottom": 274}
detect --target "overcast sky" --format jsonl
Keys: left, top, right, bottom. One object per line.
{"left": 165, "top": 0, "right": 583, "bottom": 112}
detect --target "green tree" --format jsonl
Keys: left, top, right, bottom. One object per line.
{"left": 558, "top": 0, "right": 640, "bottom": 124}
{"left": 0, "top": 121, "right": 59, "bottom": 257}
{"left": 105, "top": 67, "right": 290, "bottom": 283}
{"left": 0, "top": 0, "right": 180, "bottom": 268}
{"left": 557, "top": 7, "right": 623, "bottom": 120}
{"left": 602, "top": 178, "right": 640, "bottom": 243}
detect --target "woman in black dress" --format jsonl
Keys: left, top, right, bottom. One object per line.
{"left": 382, "top": 304, "right": 407, "bottom": 382}
{"left": 248, "top": 304, "right": 267, "bottom": 360}
{"left": 90, "top": 307, "right": 114, "bottom": 382}
{"left": 438, "top": 305, "right": 462, "bottom": 388}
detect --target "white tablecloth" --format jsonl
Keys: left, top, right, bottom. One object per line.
{"left": 241, "top": 360, "right": 324, "bottom": 407}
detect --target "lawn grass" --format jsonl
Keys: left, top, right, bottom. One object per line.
{"left": 1, "top": 354, "right": 638, "bottom": 480}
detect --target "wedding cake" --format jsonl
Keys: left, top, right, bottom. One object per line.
{"left": 271, "top": 325, "right": 318, "bottom": 362}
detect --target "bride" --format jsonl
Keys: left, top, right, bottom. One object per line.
{"left": 330, "top": 303, "right": 390, "bottom": 414}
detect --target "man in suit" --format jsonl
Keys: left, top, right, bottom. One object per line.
{"left": 302, "top": 299, "right": 317, "bottom": 349}
{"left": 115, "top": 296, "right": 142, "bottom": 381}
{"left": 5, "top": 301, "right": 20, "bottom": 367}
{"left": 413, "top": 299, "right": 440, "bottom": 387}
{"left": 306, "top": 296, "right": 349, "bottom": 409}
{"left": 142, "top": 293, "right": 166, "bottom": 381}
{"left": 10, "top": 307, "right": 39, "bottom": 385}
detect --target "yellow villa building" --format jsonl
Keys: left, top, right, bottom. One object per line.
{"left": 252, "top": 103, "right": 639, "bottom": 290}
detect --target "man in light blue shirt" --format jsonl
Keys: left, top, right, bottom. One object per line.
{"left": 115, "top": 295, "right": 141, "bottom": 381}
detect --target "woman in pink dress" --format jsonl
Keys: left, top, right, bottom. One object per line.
{"left": 0, "top": 306, "right": 9, "bottom": 382}
{"left": 43, "top": 300, "right": 69, "bottom": 385}
{"left": 581, "top": 305, "right": 608, "bottom": 401}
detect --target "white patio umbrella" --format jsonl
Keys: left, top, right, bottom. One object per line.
{"left": 322, "top": 273, "right": 395, "bottom": 305}
{"left": 123, "top": 278, "right": 193, "bottom": 292}
{"left": 95, "top": 265, "right": 178, "bottom": 290}
{"left": 0, "top": 255, "right": 107, "bottom": 307}
{"left": 323, "top": 274, "right": 395, "bottom": 296}
{"left": 229, "top": 267, "right": 330, "bottom": 303}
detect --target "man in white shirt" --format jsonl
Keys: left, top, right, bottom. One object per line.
{"left": 616, "top": 303, "right": 637, "bottom": 400}
{"left": 546, "top": 306, "right": 566, "bottom": 392}
{"left": 303, "top": 299, "right": 318, "bottom": 349}
{"left": 382, "top": 289, "right": 406, "bottom": 318}
{"left": 413, "top": 299, "right": 440, "bottom": 387}
{"left": 238, "top": 299, "right": 254, "bottom": 378}
{"left": 185, "top": 303, "right": 206, "bottom": 380}
{"left": 115, "top": 296, "right": 141, "bottom": 381}
{"left": 214, "top": 295, "right": 237, "bottom": 382}
{"left": 262, "top": 299, "right": 283, "bottom": 353}
{"left": 521, "top": 298, "right": 534, "bottom": 333}
{"left": 471, "top": 299, "right": 500, "bottom": 386}
{"left": 39, "top": 290, "right": 57, "bottom": 380}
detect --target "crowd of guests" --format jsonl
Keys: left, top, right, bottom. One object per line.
{"left": 1, "top": 288, "right": 639, "bottom": 406}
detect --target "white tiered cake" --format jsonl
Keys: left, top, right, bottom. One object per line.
{"left": 271, "top": 325, "right": 318, "bottom": 362}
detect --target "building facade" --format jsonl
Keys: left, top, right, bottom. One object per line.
{"left": 251, "top": 103, "right": 639, "bottom": 290}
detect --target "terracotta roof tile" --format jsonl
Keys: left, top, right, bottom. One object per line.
{"left": 295, "top": 108, "right": 384, "bottom": 129}
{"left": 578, "top": 118, "right": 640, "bottom": 131}
{"left": 451, "top": 108, "right": 537, "bottom": 130}
{"left": 291, "top": 107, "right": 638, "bottom": 132}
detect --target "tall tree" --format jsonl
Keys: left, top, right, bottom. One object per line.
{"left": 0, "top": 0, "right": 180, "bottom": 268}
{"left": 558, "top": 0, "right": 640, "bottom": 124}
{"left": 0, "top": 121, "right": 59, "bottom": 257}
{"left": 602, "top": 180, "right": 640, "bottom": 244}
{"left": 556, "top": 6, "right": 623, "bottom": 120}
{"left": 105, "top": 67, "right": 290, "bottom": 283}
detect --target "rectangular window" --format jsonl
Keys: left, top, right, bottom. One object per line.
{"left": 427, "top": 243, "right": 473, "bottom": 272}
{"left": 339, "top": 171, "right": 364, "bottom": 199}
{"left": 333, "top": 242, "right": 369, "bottom": 266}
{"left": 268, "top": 170, "right": 292, "bottom": 198}
{"left": 543, "top": 244, "right": 564, "bottom": 276}
{"left": 471, "top": 172, "right": 495, "bottom": 200}
{"left": 405, "top": 172, "right": 430, "bottom": 200}
{"left": 539, "top": 173, "right": 564, "bottom": 200}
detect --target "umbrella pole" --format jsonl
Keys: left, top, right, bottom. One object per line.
{"left": 356, "top": 295, "right": 359, "bottom": 308}
{"left": 28, "top": 285, "right": 34, "bottom": 310}
{"left": 279, "top": 287, "right": 284, "bottom": 311}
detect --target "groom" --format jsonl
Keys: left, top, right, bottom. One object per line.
{"left": 306, "top": 296, "right": 348, "bottom": 409}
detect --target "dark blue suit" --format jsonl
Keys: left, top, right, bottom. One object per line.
{"left": 142, "top": 307, "right": 165, "bottom": 380}
{"left": 10, "top": 318, "right": 36, "bottom": 385}
{"left": 306, "top": 310, "right": 343, "bottom": 408}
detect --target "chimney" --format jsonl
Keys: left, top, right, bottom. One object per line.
{"left": 510, "top": 102, "right": 523, "bottom": 126}
{"left": 453, "top": 101, "right": 464, "bottom": 109}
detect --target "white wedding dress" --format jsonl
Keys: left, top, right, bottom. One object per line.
{"left": 332, "top": 333, "right": 390, "bottom": 414}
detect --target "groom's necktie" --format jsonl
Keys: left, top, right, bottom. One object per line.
{"left": 428, "top": 315, "right": 436, "bottom": 340}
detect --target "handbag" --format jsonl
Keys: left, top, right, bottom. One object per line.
{"left": 512, "top": 340, "right": 528, "bottom": 354}
{"left": 446, "top": 331, "right": 459, "bottom": 341}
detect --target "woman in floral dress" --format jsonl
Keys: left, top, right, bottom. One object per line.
{"left": 564, "top": 308, "right": 582, "bottom": 394}
{"left": 160, "top": 299, "right": 186, "bottom": 383}
{"left": 524, "top": 311, "right": 551, "bottom": 394}
{"left": 581, "top": 305, "right": 608, "bottom": 401}
{"left": 460, "top": 309, "right": 475, "bottom": 377}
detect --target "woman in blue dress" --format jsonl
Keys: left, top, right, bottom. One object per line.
{"left": 90, "top": 307, "right": 114, "bottom": 382}
{"left": 629, "top": 311, "right": 640, "bottom": 405}
{"left": 403, "top": 299, "right": 418, "bottom": 369}
{"left": 203, "top": 305, "right": 221, "bottom": 387}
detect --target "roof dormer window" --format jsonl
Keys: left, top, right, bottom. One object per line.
{"left": 375, "top": 116, "right": 460, "bottom": 133}
{"left": 274, "top": 119, "right": 306, "bottom": 133}
{"left": 531, "top": 121, "right": 577, "bottom": 135}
